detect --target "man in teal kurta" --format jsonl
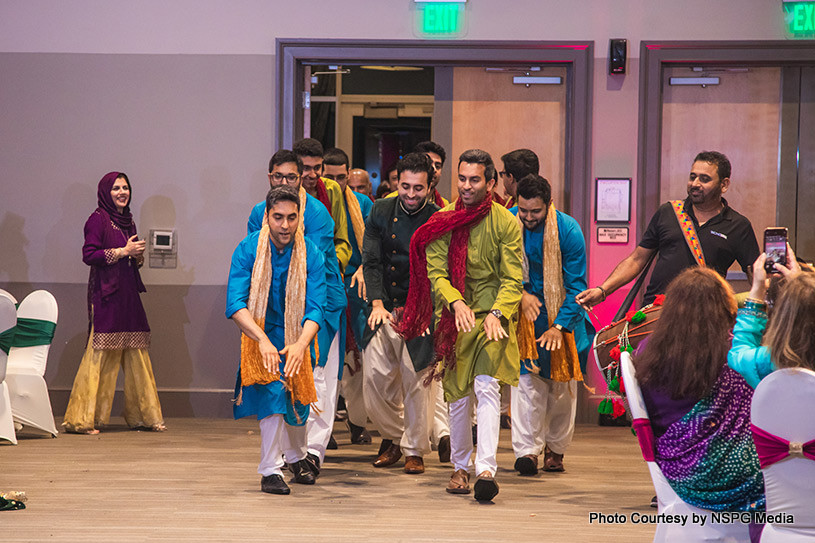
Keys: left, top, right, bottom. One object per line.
{"left": 227, "top": 185, "right": 326, "bottom": 495}
{"left": 509, "top": 174, "right": 595, "bottom": 475}
{"left": 246, "top": 149, "right": 346, "bottom": 475}
{"left": 323, "top": 147, "right": 374, "bottom": 445}
{"left": 424, "top": 149, "right": 523, "bottom": 502}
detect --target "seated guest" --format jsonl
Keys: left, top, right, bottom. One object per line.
{"left": 634, "top": 267, "right": 765, "bottom": 513}
{"left": 729, "top": 246, "right": 813, "bottom": 388}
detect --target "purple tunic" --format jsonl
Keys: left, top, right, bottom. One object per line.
{"left": 83, "top": 175, "right": 150, "bottom": 350}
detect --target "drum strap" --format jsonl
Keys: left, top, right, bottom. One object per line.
{"left": 670, "top": 200, "right": 706, "bottom": 268}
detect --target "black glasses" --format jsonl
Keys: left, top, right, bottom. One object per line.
{"left": 271, "top": 172, "right": 300, "bottom": 183}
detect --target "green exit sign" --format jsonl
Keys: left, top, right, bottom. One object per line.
{"left": 416, "top": 1, "right": 467, "bottom": 38}
{"left": 784, "top": 1, "right": 815, "bottom": 37}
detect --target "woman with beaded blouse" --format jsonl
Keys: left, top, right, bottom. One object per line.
{"left": 62, "top": 172, "right": 165, "bottom": 434}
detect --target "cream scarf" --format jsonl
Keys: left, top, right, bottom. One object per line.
{"left": 517, "top": 202, "right": 583, "bottom": 382}
{"left": 238, "top": 188, "right": 317, "bottom": 405}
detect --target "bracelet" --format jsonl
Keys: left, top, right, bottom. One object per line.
{"left": 596, "top": 286, "right": 607, "bottom": 300}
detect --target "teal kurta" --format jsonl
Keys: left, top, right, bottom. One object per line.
{"left": 343, "top": 188, "right": 374, "bottom": 351}
{"left": 510, "top": 207, "right": 595, "bottom": 378}
{"left": 225, "top": 231, "right": 326, "bottom": 424}
{"left": 426, "top": 201, "right": 523, "bottom": 402}
{"left": 247, "top": 196, "right": 346, "bottom": 368}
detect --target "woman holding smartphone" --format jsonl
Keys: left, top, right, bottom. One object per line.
{"left": 62, "top": 172, "right": 165, "bottom": 434}
{"left": 728, "top": 243, "right": 815, "bottom": 388}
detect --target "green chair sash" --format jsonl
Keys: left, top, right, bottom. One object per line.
{"left": 0, "top": 327, "right": 15, "bottom": 354}
{"left": 8, "top": 318, "right": 57, "bottom": 349}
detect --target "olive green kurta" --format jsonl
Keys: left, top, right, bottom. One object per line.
{"left": 427, "top": 201, "right": 523, "bottom": 402}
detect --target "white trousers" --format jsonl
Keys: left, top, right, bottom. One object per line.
{"left": 449, "top": 374, "right": 500, "bottom": 476}
{"left": 510, "top": 374, "right": 577, "bottom": 457}
{"left": 428, "top": 379, "right": 450, "bottom": 444}
{"left": 362, "top": 323, "right": 431, "bottom": 457}
{"left": 340, "top": 351, "right": 368, "bottom": 427}
{"left": 307, "top": 331, "right": 340, "bottom": 462}
{"left": 258, "top": 414, "right": 307, "bottom": 476}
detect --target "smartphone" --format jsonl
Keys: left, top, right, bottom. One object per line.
{"left": 764, "top": 227, "right": 788, "bottom": 274}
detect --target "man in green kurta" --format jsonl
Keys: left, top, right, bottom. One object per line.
{"left": 404, "top": 149, "right": 523, "bottom": 502}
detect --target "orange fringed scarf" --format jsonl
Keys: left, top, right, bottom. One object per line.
{"left": 517, "top": 202, "right": 583, "bottom": 383}
{"left": 238, "top": 188, "right": 318, "bottom": 407}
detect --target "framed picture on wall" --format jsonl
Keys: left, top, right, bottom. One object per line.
{"left": 595, "top": 177, "right": 631, "bottom": 222}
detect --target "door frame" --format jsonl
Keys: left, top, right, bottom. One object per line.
{"left": 637, "top": 40, "right": 815, "bottom": 244}
{"left": 276, "top": 38, "right": 593, "bottom": 228}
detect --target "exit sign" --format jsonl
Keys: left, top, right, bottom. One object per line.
{"left": 784, "top": 1, "right": 815, "bottom": 37}
{"left": 415, "top": 1, "right": 467, "bottom": 38}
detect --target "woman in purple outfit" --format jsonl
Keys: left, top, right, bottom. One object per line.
{"left": 62, "top": 172, "right": 165, "bottom": 434}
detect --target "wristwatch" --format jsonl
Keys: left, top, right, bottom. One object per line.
{"left": 552, "top": 323, "right": 565, "bottom": 332}
{"left": 490, "top": 309, "right": 503, "bottom": 319}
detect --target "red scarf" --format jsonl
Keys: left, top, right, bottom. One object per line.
{"left": 433, "top": 189, "right": 445, "bottom": 208}
{"left": 314, "top": 178, "right": 332, "bottom": 216}
{"left": 505, "top": 196, "right": 515, "bottom": 209}
{"left": 492, "top": 191, "right": 506, "bottom": 207}
{"left": 397, "top": 193, "right": 494, "bottom": 371}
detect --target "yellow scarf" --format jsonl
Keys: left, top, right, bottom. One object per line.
{"left": 344, "top": 186, "right": 366, "bottom": 250}
{"left": 238, "top": 188, "right": 318, "bottom": 406}
{"left": 516, "top": 202, "right": 583, "bottom": 382}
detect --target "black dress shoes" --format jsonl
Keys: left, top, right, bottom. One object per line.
{"left": 437, "top": 435, "right": 451, "bottom": 463}
{"left": 291, "top": 459, "right": 316, "bottom": 485}
{"left": 304, "top": 452, "right": 321, "bottom": 477}
{"left": 349, "top": 421, "right": 372, "bottom": 444}
{"left": 261, "top": 474, "right": 291, "bottom": 495}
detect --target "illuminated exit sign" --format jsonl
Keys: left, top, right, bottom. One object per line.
{"left": 784, "top": 1, "right": 815, "bottom": 37}
{"left": 415, "top": 1, "right": 467, "bottom": 38}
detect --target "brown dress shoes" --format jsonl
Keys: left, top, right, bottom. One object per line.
{"left": 372, "top": 442, "right": 402, "bottom": 468}
{"left": 404, "top": 456, "right": 425, "bottom": 474}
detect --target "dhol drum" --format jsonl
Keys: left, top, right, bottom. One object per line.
{"left": 593, "top": 302, "right": 663, "bottom": 388}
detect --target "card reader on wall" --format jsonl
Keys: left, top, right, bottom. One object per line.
{"left": 149, "top": 229, "right": 177, "bottom": 269}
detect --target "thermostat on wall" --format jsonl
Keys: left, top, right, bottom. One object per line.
{"left": 149, "top": 229, "right": 177, "bottom": 269}
{"left": 151, "top": 230, "right": 174, "bottom": 251}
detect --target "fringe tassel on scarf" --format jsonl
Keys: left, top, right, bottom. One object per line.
{"left": 237, "top": 188, "right": 318, "bottom": 411}
{"left": 516, "top": 202, "right": 583, "bottom": 383}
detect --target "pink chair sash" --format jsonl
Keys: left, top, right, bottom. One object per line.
{"left": 751, "top": 423, "right": 815, "bottom": 469}
{"left": 632, "top": 418, "right": 655, "bottom": 462}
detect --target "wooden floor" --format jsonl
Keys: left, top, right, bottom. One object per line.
{"left": 2, "top": 418, "right": 657, "bottom": 542}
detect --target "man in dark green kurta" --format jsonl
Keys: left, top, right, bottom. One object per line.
{"left": 425, "top": 149, "right": 523, "bottom": 501}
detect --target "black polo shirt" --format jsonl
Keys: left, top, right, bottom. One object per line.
{"left": 639, "top": 197, "right": 759, "bottom": 303}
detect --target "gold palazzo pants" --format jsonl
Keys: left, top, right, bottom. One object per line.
{"left": 62, "top": 328, "right": 164, "bottom": 432}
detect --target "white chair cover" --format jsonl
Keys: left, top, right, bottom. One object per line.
{"left": 752, "top": 367, "right": 815, "bottom": 542}
{"left": 5, "top": 290, "right": 59, "bottom": 437}
{"left": 620, "top": 352, "right": 750, "bottom": 543}
{"left": 0, "top": 296, "right": 18, "bottom": 444}
{"left": 0, "top": 288, "right": 18, "bottom": 305}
